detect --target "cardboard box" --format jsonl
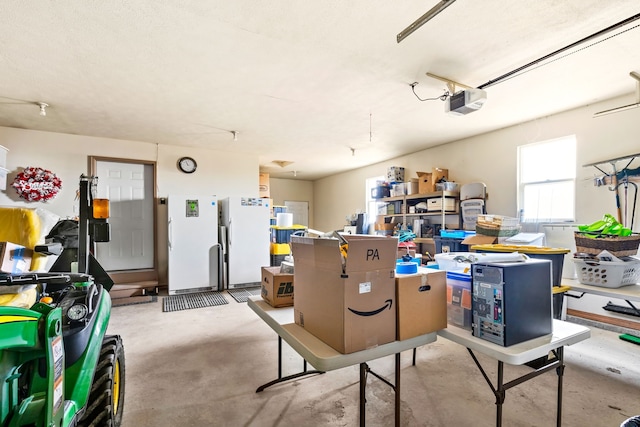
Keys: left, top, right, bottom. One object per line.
{"left": 426, "top": 197, "right": 456, "bottom": 212}
{"left": 291, "top": 235, "right": 398, "bottom": 354}
{"left": 462, "top": 234, "right": 511, "bottom": 248}
{"left": 446, "top": 271, "right": 472, "bottom": 329}
{"left": 462, "top": 234, "right": 499, "bottom": 246}
{"left": 407, "top": 179, "right": 419, "bottom": 195}
{"left": 0, "top": 242, "right": 32, "bottom": 273}
{"left": 433, "top": 167, "right": 449, "bottom": 187}
{"left": 259, "top": 173, "right": 270, "bottom": 198}
{"left": 395, "top": 269, "right": 447, "bottom": 340}
{"left": 416, "top": 172, "right": 433, "bottom": 194}
{"left": 261, "top": 266, "right": 294, "bottom": 307}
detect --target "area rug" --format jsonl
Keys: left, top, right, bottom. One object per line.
{"left": 226, "top": 287, "right": 261, "bottom": 303}
{"left": 162, "top": 291, "right": 229, "bottom": 312}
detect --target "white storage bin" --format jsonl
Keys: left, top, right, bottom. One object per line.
{"left": 427, "top": 197, "right": 456, "bottom": 212}
{"left": 573, "top": 257, "right": 640, "bottom": 288}
{"left": 0, "top": 166, "right": 8, "bottom": 191}
{"left": 0, "top": 145, "right": 7, "bottom": 168}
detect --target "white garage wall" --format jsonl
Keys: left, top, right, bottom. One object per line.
{"left": 0, "top": 126, "right": 261, "bottom": 286}
{"left": 314, "top": 92, "right": 640, "bottom": 323}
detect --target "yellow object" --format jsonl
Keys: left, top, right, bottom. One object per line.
{"left": 270, "top": 243, "right": 291, "bottom": 255}
{"left": 0, "top": 288, "right": 37, "bottom": 308}
{"left": 0, "top": 207, "right": 45, "bottom": 270}
{"left": 470, "top": 244, "right": 570, "bottom": 254}
{"left": 40, "top": 296, "right": 54, "bottom": 304}
{"left": 0, "top": 315, "right": 38, "bottom": 324}
{"left": 340, "top": 244, "right": 348, "bottom": 259}
{"left": 553, "top": 285, "right": 571, "bottom": 295}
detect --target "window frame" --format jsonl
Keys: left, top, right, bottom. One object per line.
{"left": 517, "top": 136, "right": 577, "bottom": 223}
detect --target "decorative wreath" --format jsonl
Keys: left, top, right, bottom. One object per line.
{"left": 12, "top": 166, "right": 63, "bottom": 202}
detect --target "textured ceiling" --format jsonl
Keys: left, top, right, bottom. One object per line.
{"left": 1, "top": 1, "right": 639, "bottom": 180}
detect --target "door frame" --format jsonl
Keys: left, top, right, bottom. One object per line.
{"left": 89, "top": 156, "right": 159, "bottom": 285}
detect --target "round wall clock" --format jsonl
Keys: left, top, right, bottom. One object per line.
{"left": 177, "top": 157, "right": 197, "bottom": 173}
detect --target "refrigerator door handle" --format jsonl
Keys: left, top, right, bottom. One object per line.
{"left": 228, "top": 217, "right": 232, "bottom": 248}
{"left": 214, "top": 242, "right": 223, "bottom": 291}
{"left": 168, "top": 216, "right": 173, "bottom": 250}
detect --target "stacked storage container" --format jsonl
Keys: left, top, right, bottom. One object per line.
{"left": 0, "top": 145, "right": 8, "bottom": 190}
{"left": 270, "top": 224, "right": 306, "bottom": 266}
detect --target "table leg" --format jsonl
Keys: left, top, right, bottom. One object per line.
{"left": 360, "top": 363, "right": 366, "bottom": 427}
{"left": 358, "top": 355, "right": 402, "bottom": 427}
{"left": 256, "top": 336, "right": 324, "bottom": 392}
{"left": 496, "top": 361, "right": 504, "bottom": 427}
{"left": 395, "top": 353, "right": 401, "bottom": 427}
{"left": 556, "top": 347, "right": 565, "bottom": 427}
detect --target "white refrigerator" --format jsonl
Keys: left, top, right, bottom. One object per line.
{"left": 167, "top": 195, "right": 222, "bottom": 295}
{"left": 219, "top": 197, "right": 270, "bottom": 289}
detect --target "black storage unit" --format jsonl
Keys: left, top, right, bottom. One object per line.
{"left": 471, "top": 258, "right": 553, "bottom": 346}
{"left": 472, "top": 245, "right": 569, "bottom": 319}
{"left": 270, "top": 254, "right": 287, "bottom": 267}
{"left": 434, "top": 236, "right": 469, "bottom": 253}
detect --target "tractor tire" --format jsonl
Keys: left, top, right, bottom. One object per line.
{"left": 79, "top": 335, "right": 126, "bottom": 427}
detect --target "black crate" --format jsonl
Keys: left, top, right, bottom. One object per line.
{"left": 270, "top": 254, "right": 287, "bottom": 267}
{"left": 434, "top": 237, "right": 469, "bottom": 254}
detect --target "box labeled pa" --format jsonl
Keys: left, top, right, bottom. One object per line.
{"left": 395, "top": 269, "right": 447, "bottom": 341}
{"left": 0, "top": 242, "right": 32, "bottom": 274}
{"left": 261, "top": 266, "right": 294, "bottom": 308}
{"left": 291, "top": 235, "right": 398, "bottom": 354}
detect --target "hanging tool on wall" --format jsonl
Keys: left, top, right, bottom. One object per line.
{"left": 585, "top": 153, "right": 639, "bottom": 225}
{"left": 617, "top": 175, "right": 638, "bottom": 229}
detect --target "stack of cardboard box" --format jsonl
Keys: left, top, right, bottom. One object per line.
{"left": 291, "top": 235, "right": 448, "bottom": 354}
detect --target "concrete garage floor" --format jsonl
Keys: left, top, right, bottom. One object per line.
{"left": 108, "top": 293, "right": 640, "bottom": 427}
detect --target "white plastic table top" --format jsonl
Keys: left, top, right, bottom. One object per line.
{"left": 563, "top": 278, "right": 640, "bottom": 302}
{"left": 247, "top": 296, "right": 437, "bottom": 372}
{"left": 437, "top": 319, "right": 590, "bottom": 365}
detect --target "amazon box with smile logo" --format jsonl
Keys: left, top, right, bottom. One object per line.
{"left": 291, "top": 234, "right": 398, "bottom": 354}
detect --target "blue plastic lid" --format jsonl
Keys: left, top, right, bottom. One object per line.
{"left": 396, "top": 262, "right": 418, "bottom": 274}
{"left": 446, "top": 271, "right": 471, "bottom": 281}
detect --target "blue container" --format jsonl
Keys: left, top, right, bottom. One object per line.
{"left": 440, "top": 230, "right": 475, "bottom": 239}
{"left": 270, "top": 225, "right": 307, "bottom": 243}
{"left": 446, "top": 271, "right": 472, "bottom": 329}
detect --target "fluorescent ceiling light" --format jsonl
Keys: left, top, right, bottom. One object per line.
{"left": 397, "top": 0, "right": 457, "bottom": 43}
{"left": 593, "top": 71, "right": 640, "bottom": 118}
{"left": 593, "top": 103, "right": 640, "bottom": 118}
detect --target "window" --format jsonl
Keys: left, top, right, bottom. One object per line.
{"left": 366, "top": 175, "right": 385, "bottom": 227}
{"left": 517, "top": 136, "right": 576, "bottom": 223}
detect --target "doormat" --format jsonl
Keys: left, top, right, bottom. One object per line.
{"left": 227, "top": 287, "right": 261, "bottom": 303}
{"left": 163, "top": 291, "right": 229, "bottom": 312}
{"left": 113, "top": 295, "right": 158, "bottom": 307}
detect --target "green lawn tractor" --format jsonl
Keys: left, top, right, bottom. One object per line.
{"left": 0, "top": 175, "right": 125, "bottom": 426}
{"left": 0, "top": 272, "right": 124, "bottom": 426}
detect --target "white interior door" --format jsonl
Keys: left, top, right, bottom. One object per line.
{"left": 95, "top": 161, "right": 154, "bottom": 271}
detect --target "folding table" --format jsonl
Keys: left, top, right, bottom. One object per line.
{"left": 247, "top": 296, "right": 437, "bottom": 427}
{"left": 437, "top": 320, "right": 590, "bottom": 427}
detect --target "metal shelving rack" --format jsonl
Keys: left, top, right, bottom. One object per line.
{"left": 379, "top": 191, "right": 461, "bottom": 231}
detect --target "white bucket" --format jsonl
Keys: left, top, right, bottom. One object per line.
{"left": 276, "top": 213, "right": 293, "bottom": 227}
